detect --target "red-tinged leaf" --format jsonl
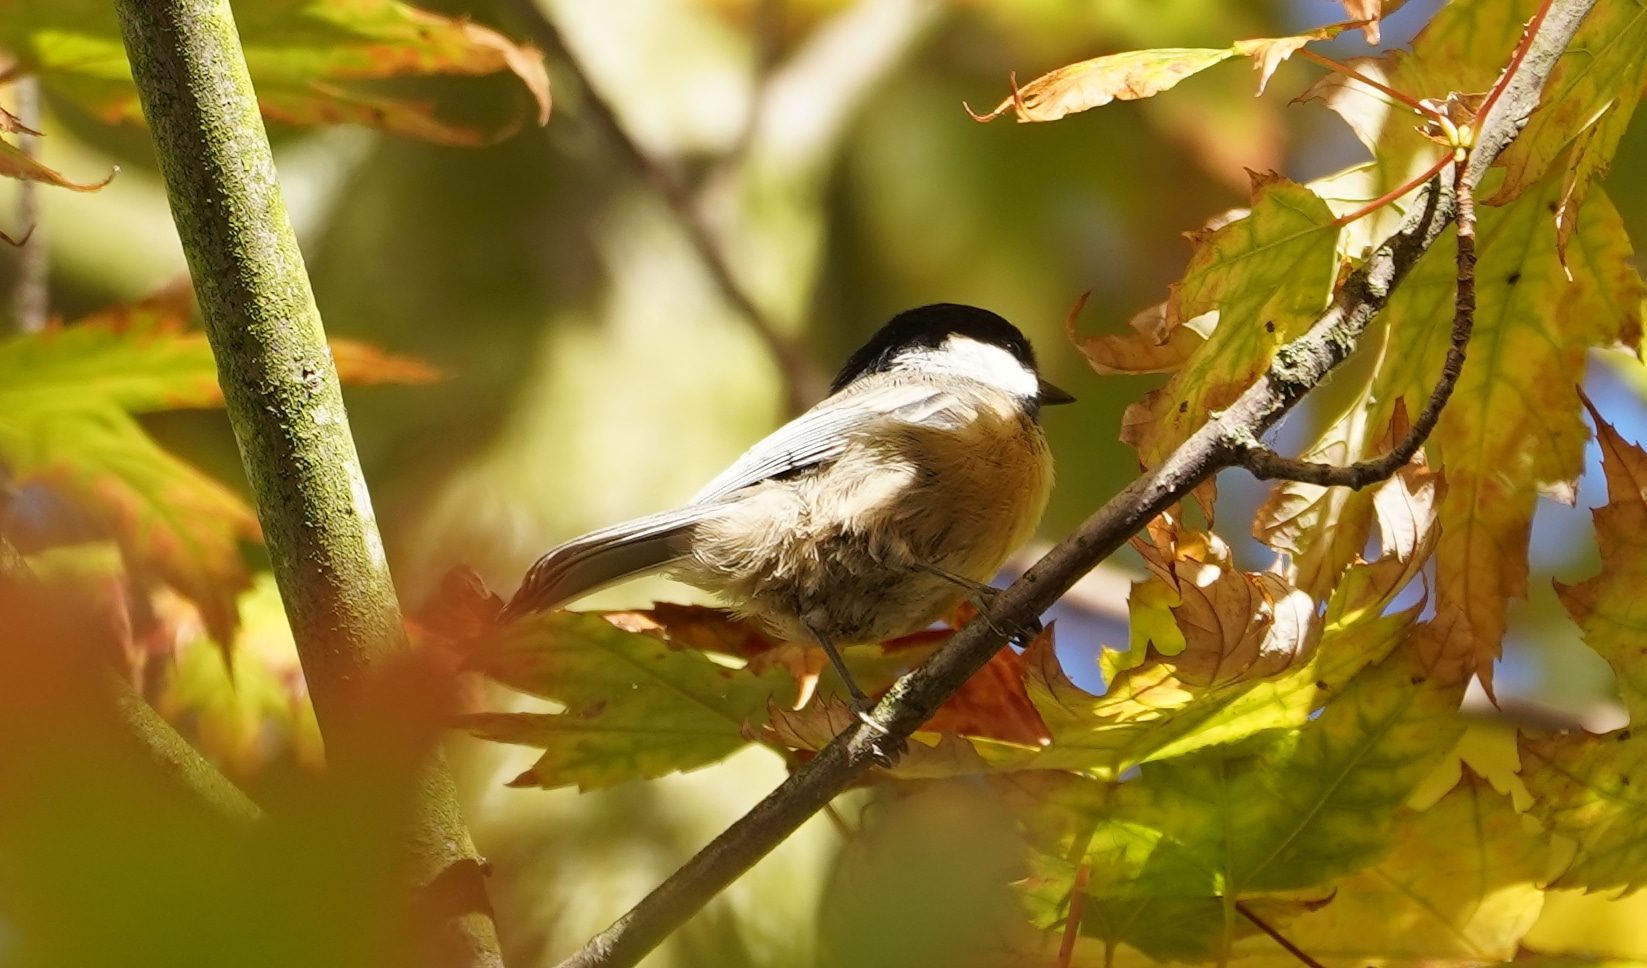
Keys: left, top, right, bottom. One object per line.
{"left": 4, "top": 0, "right": 550, "bottom": 144}
{"left": 0, "top": 304, "right": 439, "bottom": 642}
{"left": 407, "top": 564, "right": 502, "bottom": 647}
{"left": 921, "top": 632, "right": 1051, "bottom": 748}
{"left": 0, "top": 136, "right": 114, "bottom": 191}
{"left": 23, "top": 416, "right": 262, "bottom": 644}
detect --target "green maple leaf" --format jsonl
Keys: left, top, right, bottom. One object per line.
{"left": 463, "top": 611, "right": 798, "bottom": 791}
{"left": 1006, "top": 646, "right": 1466, "bottom": 961}
{"left": 0, "top": 304, "right": 439, "bottom": 642}
{"left": 1225, "top": 769, "right": 1548, "bottom": 967}
{"left": 0, "top": 310, "right": 258, "bottom": 640}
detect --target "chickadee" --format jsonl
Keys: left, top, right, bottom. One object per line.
{"left": 502, "top": 303, "right": 1072, "bottom": 715}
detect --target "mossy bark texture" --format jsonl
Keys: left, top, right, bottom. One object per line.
{"left": 113, "top": 0, "right": 503, "bottom": 962}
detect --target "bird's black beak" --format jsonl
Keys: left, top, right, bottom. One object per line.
{"left": 1038, "top": 377, "right": 1076, "bottom": 406}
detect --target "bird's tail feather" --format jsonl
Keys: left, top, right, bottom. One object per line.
{"left": 500, "top": 506, "right": 713, "bottom": 621}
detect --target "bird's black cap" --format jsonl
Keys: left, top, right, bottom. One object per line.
{"left": 829, "top": 303, "right": 1073, "bottom": 406}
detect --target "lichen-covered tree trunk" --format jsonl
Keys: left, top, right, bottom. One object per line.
{"left": 112, "top": 0, "right": 503, "bottom": 962}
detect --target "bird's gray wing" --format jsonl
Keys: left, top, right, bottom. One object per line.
{"left": 688, "top": 382, "right": 962, "bottom": 505}
{"left": 500, "top": 505, "right": 713, "bottom": 620}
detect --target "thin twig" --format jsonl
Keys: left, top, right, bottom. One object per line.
{"left": 506, "top": 0, "right": 827, "bottom": 413}
{"left": 1235, "top": 901, "right": 1328, "bottom": 968}
{"left": 11, "top": 76, "right": 49, "bottom": 334}
{"left": 1245, "top": 158, "right": 1478, "bottom": 487}
{"left": 550, "top": 4, "right": 1598, "bottom": 967}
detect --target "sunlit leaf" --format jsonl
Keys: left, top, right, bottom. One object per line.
{"left": 1336, "top": 0, "right": 1412, "bottom": 44}
{"left": 1005, "top": 646, "right": 1467, "bottom": 960}
{"left": 1365, "top": 179, "right": 1636, "bottom": 687}
{"left": 0, "top": 311, "right": 258, "bottom": 640}
{"left": 1231, "top": 24, "right": 1360, "bottom": 96}
{"left": 156, "top": 574, "right": 324, "bottom": 778}
{"left": 0, "top": 303, "right": 442, "bottom": 642}
{"left": 968, "top": 48, "right": 1237, "bottom": 124}
{"left": 1256, "top": 407, "right": 1443, "bottom": 607}
{"left": 1489, "top": 0, "right": 1647, "bottom": 263}
{"left": 1229, "top": 769, "right": 1548, "bottom": 966}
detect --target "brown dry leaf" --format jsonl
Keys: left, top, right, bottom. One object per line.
{"left": 1069, "top": 298, "right": 1217, "bottom": 376}
{"left": 616, "top": 602, "right": 784, "bottom": 660}
{"left": 0, "top": 106, "right": 42, "bottom": 137}
{"left": 1170, "top": 570, "right": 1318, "bottom": 687}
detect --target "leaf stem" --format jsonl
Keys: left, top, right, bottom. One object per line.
{"left": 1057, "top": 864, "right": 1092, "bottom": 968}
{"left": 1235, "top": 901, "right": 1328, "bottom": 968}
{"left": 1296, "top": 48, "right": 1429, "bottom": 112}
{"left": 1332, "top": 151, "right": 1453, "bottom": 227}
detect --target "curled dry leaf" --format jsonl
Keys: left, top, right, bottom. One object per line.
{"left": 0, "top": 106, "right": 43, "bottom": 137}
{"left": 968, "top": 23, "right": 1360, "bottom": 124}
{"left": 1069, "top": 297, "right": 1219, "bottom": 376}
{"left": 1232, "top": 23, "right": 1363, "bottom": 96}
{"left": 967, "top": 48, "right": 1236, "bottom": 124}
{"left": 1171, "top": 570, "right": 1318, "bottom": 686}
